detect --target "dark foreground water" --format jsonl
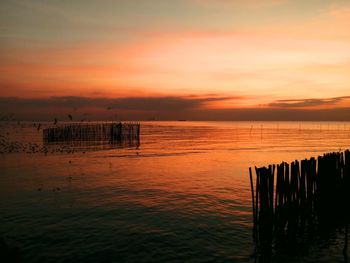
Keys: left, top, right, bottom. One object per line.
{"left": 1, "top": 121, "right": 350, "bottom": 262}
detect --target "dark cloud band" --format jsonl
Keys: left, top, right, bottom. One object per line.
{"left": 268, "top": 96, "right": 350, "bottom": 108}
{"left": 0, "top": 95, "right": 349, "bottom": 121}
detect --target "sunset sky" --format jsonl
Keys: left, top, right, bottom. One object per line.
{"left": 1, "top": 0, "right": 350, "bottom": 120}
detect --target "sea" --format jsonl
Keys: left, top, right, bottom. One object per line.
{"left": 0, "top": 121, "right": 349, "bottom": 262}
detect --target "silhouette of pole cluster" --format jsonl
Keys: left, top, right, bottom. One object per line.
{"left": 249, "top": 150, "right": 350, "bottom": 262}
{"left": 43, "top": 122, "right": 140, "bottom": 143}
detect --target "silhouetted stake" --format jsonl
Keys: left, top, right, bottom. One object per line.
{"left": 269, "top": 165, "right": 275, "bottom": 215}
{"left": 249, "top": 167, "right": 257, "bottom": 237}
{"left": 250, "top": 149, "right": 350, "bottom": 260}
{"left": 255, "top": 166, "right": 260, "bottom": 231}
{"left": 300, "top": 159, "right": 306, "bottom": 211}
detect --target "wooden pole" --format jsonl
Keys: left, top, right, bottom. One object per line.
{"left": 249, "top": 167, "right": 257, "bottom": 236}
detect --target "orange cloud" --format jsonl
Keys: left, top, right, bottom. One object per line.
{"left": 192, "top": 0, "right": 286, "bottom": 9}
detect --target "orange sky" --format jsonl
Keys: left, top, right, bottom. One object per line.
{"left": 0, "top": 0, "right": 349, "bottom": 120}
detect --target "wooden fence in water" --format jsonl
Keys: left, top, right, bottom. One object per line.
{"left": 43, "top": 122, "right": 140, "bottom": 143}
{"left": 249, "top": 150, "right": 350, "bottom": 261}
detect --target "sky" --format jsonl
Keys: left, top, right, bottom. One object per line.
{"left": 0, "top": 0, "right": 349, "bottom": 120}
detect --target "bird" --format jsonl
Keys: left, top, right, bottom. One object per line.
{"left": 54, "top": 118, "right": 58, "bottom": 125}
{"left": 68, "top": 114, "right": 73, "bottom": 121}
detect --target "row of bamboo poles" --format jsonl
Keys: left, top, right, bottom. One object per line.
{"left": 250, "top": 150, "right": 350, "bottom": 261}
{"left": 43, "top": 122, "right": 140, "bottom": 143}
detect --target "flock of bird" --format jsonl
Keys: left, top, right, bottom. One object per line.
{"left": 0, "top": 134, "right": 80, "bottom": 155}
{"left": 0, "top": 115, "right": 89, "bottom": 155}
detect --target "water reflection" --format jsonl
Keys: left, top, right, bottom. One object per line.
{"left": 1, "top": 121, "right": 350, "bottom": 262}
{"left": 256, "top": 212, "right": 349, "bottom": 263}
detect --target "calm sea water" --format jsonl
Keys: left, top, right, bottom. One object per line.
{"left": 1, "top": 121, "right": 350, "bottom": 262}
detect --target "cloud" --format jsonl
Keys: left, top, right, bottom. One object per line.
{"left": 0, "top": 95, "right": 349, "bottom": 121}
{"left": 0, "top": 95, "right": 239, "bottom": 118}
{"left": 192, "top": 0, "right": 286, "bottom": 9}
{"left": 193, "top": 107, "right": 350, "bottom": 121}
{"left": 105, "top": 96, "right": 238, "bottom": 111}
{"left": 268, "top": 96, "right": 350, "bottom": 108}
